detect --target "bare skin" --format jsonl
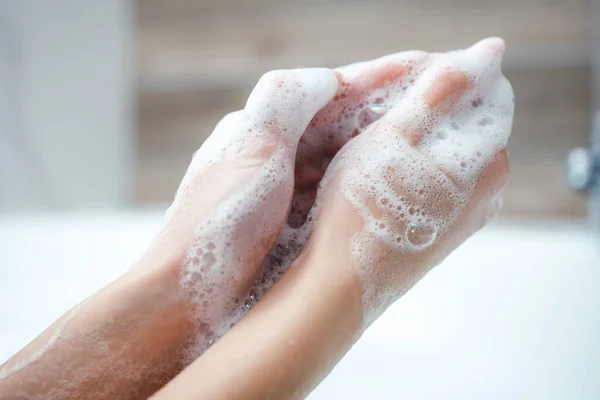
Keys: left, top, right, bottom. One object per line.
{"left": 1, "top": 38, "right": 512, "bottom": 400}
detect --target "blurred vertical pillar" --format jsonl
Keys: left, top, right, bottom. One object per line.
{"left": 590, "top": 0, "right": 600, "bottom": 235}
{"left": 0, "top": 0, "right": 134, "bottom": 210}
{"left": 592, "top": 0, "right": 600, "bottom": 114}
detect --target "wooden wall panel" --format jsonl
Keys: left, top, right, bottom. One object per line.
{"left": 137, "top": 0, "right": 588, "bottom": 90}
{"left": 135, "top": 0, "right": 592, "bottom": 216}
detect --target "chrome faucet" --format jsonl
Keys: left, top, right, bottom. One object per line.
{"left": 567, "top": 112, "right": 600, "bottom": 236}
{"left": 567, "top": 113, "right": 600, "bottom": 193}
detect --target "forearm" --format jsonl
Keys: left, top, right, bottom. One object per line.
{"left": 0, "top": 266, "right": 191, "bottom": 399}
{"left": 152, "top": 211, "right": 366, "bottom": 400}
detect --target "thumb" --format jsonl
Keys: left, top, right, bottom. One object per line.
{"left": 244, "top": 68, "right": 339, "bottom": 146}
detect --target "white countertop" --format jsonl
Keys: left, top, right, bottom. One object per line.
{"left": 0, "top": 212, "right": 598, "bottom": 399}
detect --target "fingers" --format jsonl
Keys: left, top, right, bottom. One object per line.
{"left": 373, "top": 68, "right": 472, "bottom": 147}
{"left": 290, "top": 52, "right": 430, "bottom": 228}
{"left": 297, "top": 50, "right": 429, "bottom": 153}
{"left": 174, "top": 69, "right": 339, "bottom": 198}
{"left": 423, "top": 70, "right": 470, "bottom": 113}
{"left": 468, "top": 36, "right": 506, "bottom": 57}
{"left": 373, "top": 37, "right": 508, "bottom": 145}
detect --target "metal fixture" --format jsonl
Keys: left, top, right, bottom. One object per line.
{"left": 567, "top": 113, "right": 600, "bottom": 194}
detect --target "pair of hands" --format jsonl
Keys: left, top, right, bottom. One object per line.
{"left": 0, "top": 37, "right": 513, "bottom": 400}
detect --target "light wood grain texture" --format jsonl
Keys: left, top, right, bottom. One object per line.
{"left": 503, "top": 67, "right": 591, "bottom": 217}
{"left": 137, "top": 0, "right": 589, "bottom": 90}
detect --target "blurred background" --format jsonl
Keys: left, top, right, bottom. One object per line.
{"left": 0, "top": 0, "right": 594, "bottom": 217}
{"left": 2, "top": 1, "right": 600, "bottom": 399}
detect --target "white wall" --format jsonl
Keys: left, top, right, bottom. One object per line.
{"left": 0, "top": 0, "right": 134, "bottom": 210}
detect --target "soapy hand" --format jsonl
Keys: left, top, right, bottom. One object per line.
{"left": 139, "top": 68, "right": 342, "bottom": 355}
{"left": 308, "top": 37, "right": 513, "bottom": 323}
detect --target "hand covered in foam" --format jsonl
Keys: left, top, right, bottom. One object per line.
{"left": 318, "top": 38, "right": 513, "bottom": 323}
{"left": 139, "top": 68, "right": 340, "bottom": 356}
{"left": 255, "top": 38, "right": 514, "bottom": 325}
